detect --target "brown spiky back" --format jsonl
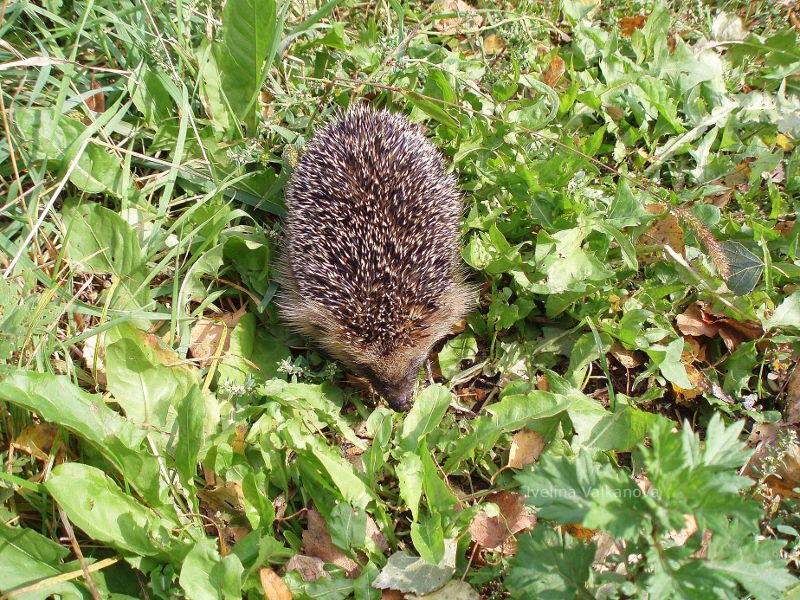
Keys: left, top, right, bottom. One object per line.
{"left": 281, "top": 105, "right": 467, "bottom": 357}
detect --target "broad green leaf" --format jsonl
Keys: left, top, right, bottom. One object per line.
{"left": 396, "top": 451, "right": 424, "bottom": 521}
{"left": 300, "top": 436, "right": 372, "bottom": 509}
{"left": 411, "top": 512, "right": 445, "bottom": 565}
{"left": 216, "top": 0, "right": 283, "bottom": 132}
{"left": 14, "top": 108, "right": 128, "bottom": 196}
{"left": 568, "top": 395, "right": 663, "bottom": 452}
{"left": 560, "top": 0, "right": 600, "bottom": 24}
{"left": 0, "top": 371, "right": 163, "bottom": 504}
{"left": 105, "top": 325, "right": 198, "bottom": 429}
{"left": 444, "top": 391, "right": 571, "bottom": 472}
{"left": 179, "top": 538, "right": 244, "bottom": 600}
{"left": 0, "top": 523, "right": 87, "bottom": 600}
{"left": 438, "top": 333, "right": 478, "bottom": 380}
{"left": 722, "top": 342, "right": 758, "bottom": 395}
{"left": 63, "top": 202, "right": 149, "bottom": 311}
{"left": 328, "top": 503, "right": 368, "bottom": 552}
{"left": 646, "top": 338, "right": 692, "bottom": 389}
{"left": 765, "top": 291, "right": 800, "bottom": 331}
{"left": 372, "top": 538, "right": 457, "bottom": 595}
{"left": 721, "top": 241, "right": 763, "bottom": 295}
{"left": 46, "top": 463, "right": 178, "bottom": 557}
{"left": 400, "top": 385, "right": 451, "bottom": 451}
{"left": 217, "top": 312, "right": 291, "bottom": 384}
{"left": 260, "top": 379, "right": 364, "bottom": 449}
{"left": 175, "top": 385, "right": 206, "bottom": 483}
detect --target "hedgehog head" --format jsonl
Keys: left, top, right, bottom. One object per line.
{"left": 279, "top": 283, "right": 473, "bottom": 411}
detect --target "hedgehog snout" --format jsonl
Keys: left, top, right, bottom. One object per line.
{"left": 360, "top": 359, "right": 422, "bottom": 413}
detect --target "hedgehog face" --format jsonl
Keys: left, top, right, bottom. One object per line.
{"left": 357, "top": 352, "right": 427, "bottom": 412}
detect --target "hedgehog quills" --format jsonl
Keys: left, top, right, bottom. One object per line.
{"left": 278, "top": 105, "right": 474, "bottom": 411}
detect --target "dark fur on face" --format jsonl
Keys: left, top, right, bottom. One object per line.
{"left": 277, "top": 105, "right": 474, "bottom": 411}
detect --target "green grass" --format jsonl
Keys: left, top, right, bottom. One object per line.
{"left": 1, "top": 0, "right": 800, "bottom": 598}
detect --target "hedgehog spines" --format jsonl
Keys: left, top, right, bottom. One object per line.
{"left": 278, "top": 104, "right": 475, "bottom": 410}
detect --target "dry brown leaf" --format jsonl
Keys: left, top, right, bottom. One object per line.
{"left": 82, "top": 333, "right": 107, "bottom": 386}
{"left": 676, "top": 303, "right": 763, "bottom": 351}
{"left": 13, "top": 423, "right": 58, "bottom": 461}
{"left": 198, "top": 480, "right": 245, "bottom": 515}
{"left": 536, "top": 374, "right": 550, "bottom": 391}
{"left": 381, "top": 591, "right": 406, "bottom": 600}
{"left": 605, "top": 106, "right": 626, "bottom": 121}
{"left": 673, "top": 363, "right": 703, "bottom": 402}
{"left": 189, "top": 307, "right": 246, "bottom": 366}
{"left": 468, "top": 491, "right": 536, "bottom": 555}
{"left": 620, "top": 15, "right": 647, "bottom": 36}
{"left": 543, "top": 55, "right": 565, "bottom": 88}
{"left": 434, "top": 0, "right": 484, "bottom": 34}
{"left": 638, "top": 205, "right": 685, "bottom": 264}
{"left": 787, "top": 367, "right": 800, "bottom": 425}
{"left": 746, "top": 423, "right": 800, "bottom": 499}
{"left": 508, "top": 430, "right": 545, "bottom": 469}
{"left": 775, "top": 220, "right": 796, "bottom": 237}
{"left": 706, "top": 187, "right": 733, "bottom": 208}
{"left": 483, "top": 34, "right": 505, "bottom": 55}
{"left": 609, "top": 341, "right": 644, "bottom": 369}
{"left": 366, "top": 514, "right": 390, "bottom": 553}
{"left": 286, "top": 555, "right": 329, "bottom": 582}
{"left": 561, "top": 523, "right": 596, "bottom": 540}
{"left": 302, "top": 508, "right": 361, "bottom": 578}
{"left": 776, "top": 133, "right": 795, "bottom": 152}
{"left": 668, "top": 514, "right": 699, "bottom": 546}
{"left": 86, "top": 77, "right": 105, "bottom": 114}
{"left": 260, "top": 568, "right": 292, "bottom": 600}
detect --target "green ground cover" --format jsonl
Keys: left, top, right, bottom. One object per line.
{"left": 1, "top": 0, "right": 799, "bottom": 597}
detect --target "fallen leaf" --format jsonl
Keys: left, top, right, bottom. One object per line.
{"left": 776, "top": 133, "right": 795, "bottom": 152}
{"left": 189, "top": 307, "right": 246, "bottom": 366}
{"left": 775, "top": 220, "right": 796, "bottom": 237}
{"left": 508, "top": 430, "right": 545, "bottom": 469}
{"left": 434, "top": 0, "right": 484, "bottom": 34}
{"left": 13, "top": 423, "right": 58, "bottom": 461}
{"left": 286, "top": 554, "right": 329, "bottom": 582}
{"left": 408, "top": 580, "right": 479, "bottom": 600}
{"left": 483, "top": 34, "right": 504, "bottom": 55}
{"left": 198, "top": 480, "right": 245, "bottom": 515}
{"left": 468, "top": 491, "right": 536, "bottom": 554}
{"left": 676, "top": 302, "right": 763, "bottom": 351}
{"left": 673, "top": 363, "right": 703, "bottom": 402}
{"left": 706, "top": 188, "right": 733, "bottom": 208}
{"left": 381, "top": 591, "right": 406, "bottom": 600}
{"left": 676, "top": 303, "right": 718, "bottom": 338}
{"left": 711, "top": 11, "right": 748, "bottom": 42}
{"left": 372, "top": 539, "right": 457, "bottom": 595}
{"left": 367, "top": 514, "right": 391, "bottom": 553}
{"left": 638, "top": 205, "right": 685, "bottom": 264}
{"left": 85, "top": 76, "right": 105, "bottom": 114}
{"left": 302, "top": 507, "right": 361, "bottom": 578}
{"left": 543, "top": 55, "right": 565, "bottom": 88}
{"left": 787, "top": 367, "right": 800, "bottom": 425}
{"left": 620, "top": 15, "right": 647, "bottom": 36}
{"left": 761, "top": 163, "right": 785, "bottom": 184}
{"left": 609, "top": 342, "right": 644, "bottom": 369}
{"left": 746, "top": 423, "right": 800, "bottom": 499}
{"left": 260, "top": 568, "right": 292, "bottom": 600}
{"left": 667, "top": 514, "right": 698, "bottom": 546}
{"left": 561, "top": 523, "right": 596, "bottom": 540}
{"left": 82, "top": 333, "right": 106, "bottom": 386}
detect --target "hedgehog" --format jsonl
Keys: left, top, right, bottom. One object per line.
{"left": 277, "top": 104, "right": 475, "bottom": 411}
